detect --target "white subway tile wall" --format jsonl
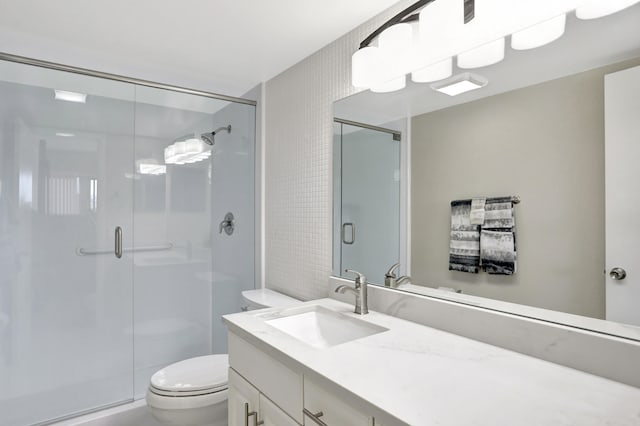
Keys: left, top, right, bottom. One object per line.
{"left": 264, "top": 1, "right": 414, "bottom": 300}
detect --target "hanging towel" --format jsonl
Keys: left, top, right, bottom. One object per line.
{"left": 481, "top": 197, "right": 517, "bottom": 275}
{"left": 449, "top": 200, "right": 480, "bottom": 274}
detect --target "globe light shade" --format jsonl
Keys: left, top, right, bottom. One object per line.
{"left": 512, "top": 14, "right": 566, "bottom": 50}
{"left": 352, "top": 46, "right": 382, "bottom": 88}
{"left": 411, "top": 58, "right": 453, "bottom": 83}
{"left": 576, "top": 0, "right": 640, "bottom": 20}
{"left": 457, "top": 38, "right": 505, "bottom": 69}
{"left": 378, "top": 23, "right": 415, "bottom": 82}
{"left": 371, "top": 76, "right": 406, "bottom": 93}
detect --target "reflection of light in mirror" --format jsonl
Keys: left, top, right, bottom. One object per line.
{"left": 164, "top": 137, "right": 211, "bottom": 165}
{"left": 54, "top": 89, "right": 87, "bottom": 103}
{"left": 137, "top": 159, "right": 166, "bottom": 175}
{"left": 138, "top": 163, "right": 167, "bottom": 175}
{"left": 90, "top": 178, "right": 98, "bottom": 212}
{"left": 18, "top": 172, "right": 32, "bottom": 206}
{"left": 45, "top": 176, "right": 80, "bottom": 215}
{"left": 55, "top": 132, "right": 75, "bottom": 137}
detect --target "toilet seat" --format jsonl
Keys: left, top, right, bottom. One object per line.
{"left": 148, "top": 354, "right": 228, "bottom": 398}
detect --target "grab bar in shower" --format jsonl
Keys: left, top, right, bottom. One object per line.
{"left": 76, "top": 243, "right": 174, "bottom": 256}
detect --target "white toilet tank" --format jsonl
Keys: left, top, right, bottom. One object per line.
{"left": 241, "top": 288, "right": 300, "bottom": 310}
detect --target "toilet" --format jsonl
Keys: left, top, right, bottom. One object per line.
{"left": 146, "top": 289, "right": 299, "bottom": 426}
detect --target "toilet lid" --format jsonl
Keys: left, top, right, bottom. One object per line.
{"left": 150, "top": 354, "right": 228, "bottom": 393}
{"left": 242, "top": 289, "right": 300, "bottom": 308}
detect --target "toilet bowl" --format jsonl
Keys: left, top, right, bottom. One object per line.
{"left": 146, "top": 289, "right": 299, "bottom": 426}
{"left": 146, "top": 355, "right": 228, "bottom": 426}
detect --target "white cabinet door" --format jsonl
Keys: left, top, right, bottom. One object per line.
{"left": 229, "top": 332, "right": 304, "bottom": 423}
{"left": 304, "top": 378, "right": 373, "bottom": 426}
{"left": 260, "top": 394, "right": 300, "bottom": 426}
{"left": 228, "top": 368, "right": 260, "bottom": 426}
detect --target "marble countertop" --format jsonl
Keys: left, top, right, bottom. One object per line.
{"left": 223, "top": 298, "right": 640, "bottom": 426}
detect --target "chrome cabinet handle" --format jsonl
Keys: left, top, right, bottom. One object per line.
{"left": 244, "top": 403, "right": 263, "bottom": 426}
{"left": 303, "top": 408, "right": 328, "bottom": 426}
{"left": 609, "top": 267, "right": 627, "bottom": 281}
{"left": 114, "top": 226, "right": 122, "bottom": 259}
{"left": 341, "top": 222, "right": 355, "bottom": 245}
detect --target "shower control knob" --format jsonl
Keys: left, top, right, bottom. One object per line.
{"left": 609, "top": 267, "right": 627, "bottom": 281}
{"left": 219, "top": 212, "right": 235, "bottom": 235}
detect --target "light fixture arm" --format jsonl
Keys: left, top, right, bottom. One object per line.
{"left": 358, "top": 0, "right": 475, "bottom": 49}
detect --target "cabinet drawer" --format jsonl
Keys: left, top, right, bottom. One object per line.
{"left": 304, "top": 378, "right": 374, "bottom": 426}
{"left": 260, "top": 394, "right": 301, "bottom": 426}
{"left": 229, "top": 332, "right": 303, "bottom": 423}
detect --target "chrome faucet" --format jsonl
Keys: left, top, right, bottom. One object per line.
{"left": 384, "top": 263, "right": 411, "bottom": 288}
{"left": 335, "top": 269, "right": 368, "bottom": 315}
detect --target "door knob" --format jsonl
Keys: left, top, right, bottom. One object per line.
{"left": 609, "top": 267, "right": 627, "bottom": 281}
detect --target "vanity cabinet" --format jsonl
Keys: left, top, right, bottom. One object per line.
{"left": 260, "top": 394, "right": 300, "bottom": 426}
{"left": 303, "top": 378, "right": 375, "bottom": 426}
{"left": 228, "top": 331, "right": 385, "bottom": 426}
{"left": 228, "top": 367, "right": 299, "bottom": 426}
{"left": 228, "top": 368, "right": 260, "bottom": 425}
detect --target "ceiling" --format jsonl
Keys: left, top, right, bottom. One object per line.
{"left": 0, "top": 0, "right": 401, "bottom": 97}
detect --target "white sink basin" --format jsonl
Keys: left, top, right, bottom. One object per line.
{"left": 262, "top": 305, "right": 388, "bottom": 349}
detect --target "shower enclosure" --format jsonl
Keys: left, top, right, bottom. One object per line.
{"left": 0, "top": 56, "right": 256, "bottom": 425}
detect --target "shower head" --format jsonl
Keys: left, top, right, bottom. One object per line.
{"left": 200, "top": 133, "right": 215, "bottom": 145}
{"left": 200, "top": 124, "right": 232, "bottom": 146}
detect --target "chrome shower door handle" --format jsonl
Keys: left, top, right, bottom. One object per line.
{"left": 341, "top": 222, "right": 355, "bottom": 245}
{"left": 114, "top": 226, "right": 123, "bottom": 259}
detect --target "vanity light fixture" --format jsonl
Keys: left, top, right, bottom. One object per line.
{"left": 431, "top": 72, "right": 487, "bottom": 96}
{"left": 352, "top": 0, "right": 640, "bottom": 93}
{"left": 55, "top": 132, "right": 75, "bottom": 137}
{"left": 54, "top": 89, "right": 87, "bottom": 103}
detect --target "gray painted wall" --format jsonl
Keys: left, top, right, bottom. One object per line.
{"left": 411, "top": 58, "right": 640, "bottom": 319}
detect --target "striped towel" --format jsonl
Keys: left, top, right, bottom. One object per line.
{"left": 449, "top": 200, "right": 480, "bottom": 274}
{"left": 481, "top": 197, "right": 517, "bottom": 275}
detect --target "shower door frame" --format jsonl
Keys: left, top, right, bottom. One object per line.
{"left": 0, "top": 51, "right": 259, "bottom": 425}
{"left": 0, "top": 52, "right": 257, "bottom": 107}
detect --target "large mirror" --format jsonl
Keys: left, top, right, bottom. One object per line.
{"left": 333, "top": 3, "right": 640, "bottom": 340}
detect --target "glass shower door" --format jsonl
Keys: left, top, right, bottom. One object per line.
{"left": 333, "top": 121, "right": 400, "bottom": 284}
{"left": 0, "top": 61, "right": 135, "bottom": 425}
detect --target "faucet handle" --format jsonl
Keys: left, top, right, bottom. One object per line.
{"left": 344, "top": 269, "right": 366, "bottom": 286}
{"left": 385, "top": 262, "right": 400, "bottom": 278}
